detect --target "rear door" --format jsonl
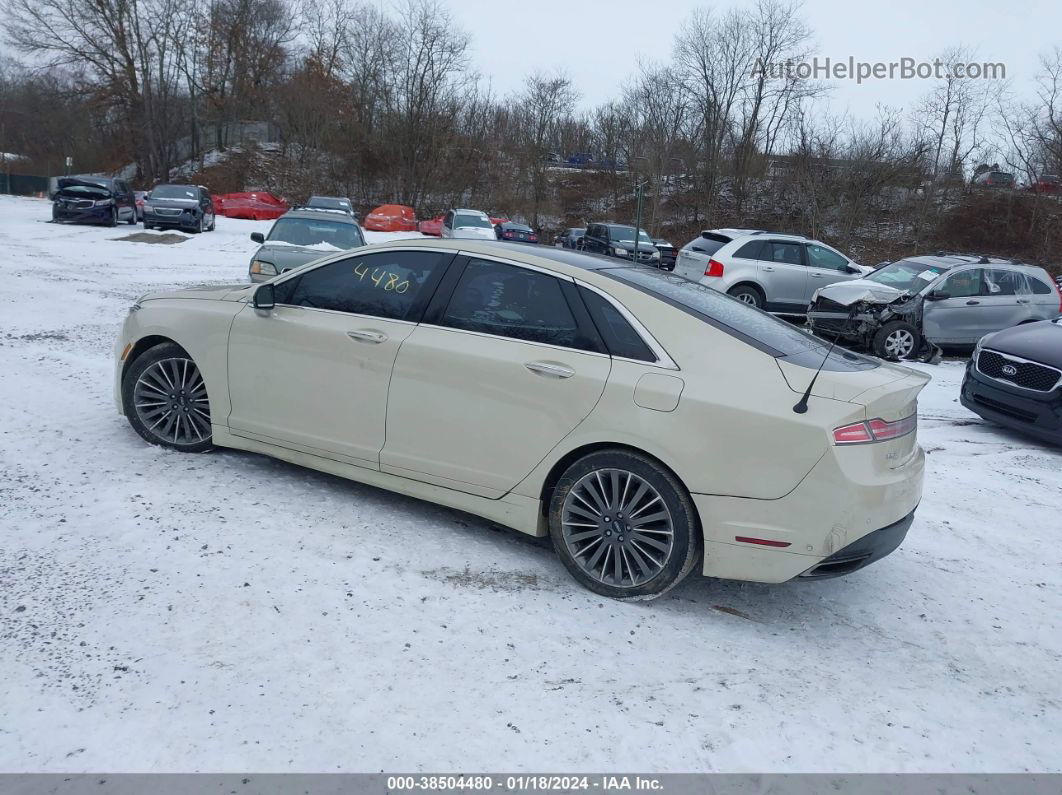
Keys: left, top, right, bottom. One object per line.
{"left": 1027, "top": 270, "right": 1062, "bottom": 320}
{"left": 381, "top": 255, "right": 611, "bottom": 498}
{"left": 760, "top": 240, "right": 807, "bottom": 309}
{"left": 976, "top": 268, "right": 1039, "bottom": 331}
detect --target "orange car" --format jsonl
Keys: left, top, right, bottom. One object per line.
{"left": 364, "top": 204, "right": 418, "bottom": 232}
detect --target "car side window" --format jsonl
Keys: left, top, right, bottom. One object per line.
{"left": 441, "top": 259, "right": 587, "bottom": 348}
{"left": 938, "top": 269, "right": 983, "bottom": 298}
{"left": 984, "top": 269, "right": 1031, "bottom": 296}
{"left": 806, "top": 244, "right": 849, "bottom": 271}
{"left": 767, "top": 241, "right": 803, "bottom": 266}
{"left": 444, "top": 212, "right": 453, "bottom": 229}
{"left": 280, "top": 251, "right": 450, "bottom": 320}
{"left": 1028, "top": 275, "right": 1053, "bottom": 295}
{"left": 733, "top": 241, "right": 765, "bottom": 260}
{"left": 579, "top": 287, "right": 655, "bottom": 362}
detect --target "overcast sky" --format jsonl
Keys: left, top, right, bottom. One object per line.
{"left": 448, "top": 0, "right": 1060, "bottom": 119}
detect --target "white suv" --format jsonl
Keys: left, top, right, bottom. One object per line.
{"left": 673, "top": 228, "right": 867, "bottom": 313}
{"left": 440, "top": 208, "right": 496, "bottom": 241}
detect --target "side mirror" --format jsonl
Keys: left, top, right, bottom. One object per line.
{"left": 925, "top": 290, "right": 951, "bottom": 301}
{"left": 846, "top": 265, "right": 861, "bottom": 274}
{"left": 250, "top": 232, "right": 265, "bottom": 244}
{"left": 252, "top": 283, "right": 275, "bottom": 310}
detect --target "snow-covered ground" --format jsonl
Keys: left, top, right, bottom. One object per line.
{"left": 0, "top": 195, "right": 1059, "bottom": 772}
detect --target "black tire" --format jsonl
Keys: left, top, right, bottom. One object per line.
{"left": 727, "top": 284, "right": 764, "bottom": 308}
{"left": 548, "top": 449, "right": 700, "bottom": 600}
{"left": 121, "top": 342, "right": 214, "bottom": 453}
{"left": 127, "top": 210, "right": 136, "bottom": 225}
{"left": 107, "top": 207, "right": 118, "bottom": 227}
{"left": 208, "top": 214, "right": 216, "bottom": 231}
{"left": 872, "top": 320, "right": 919, "bottom": 360}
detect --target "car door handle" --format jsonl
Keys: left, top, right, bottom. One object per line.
{"left": 762, "top": 266, "right": 775, "bottom": 272}
{"left": 524, "top": 361, "right": 575, "bottom": 379}
{"left": 810, "top": 272, "right": 826, "bottom": 278}
{"left": 346, "top": 329, "right": 388, "bottom": 344}
{"left": 1016, "top": 298, "right": 1030, "bottom": 304}
{"left": 965, "top": 300, "right": 980, "bottom": 305}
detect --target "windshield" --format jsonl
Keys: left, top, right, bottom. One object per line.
{"left": 267, "top": 218, "right": 363, "bottom": 250}
{"left": 152, "top": 185, "right": 199, "bottom": 200}
{"left": 454, "top": 213, "right": 492, "bottom": 229}
{"left": 604, "top": 267, "right": 876, "bottom": 369}
{"left": 609, "top": 225, "right": 653, "bottom": 244}
{"left": 866, "top": 259, "right": 948, "bottom": 292}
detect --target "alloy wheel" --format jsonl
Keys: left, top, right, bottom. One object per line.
{"left": 561, "top": 468, "right": 674, "bottom": 588}
{"left": 736, "top": 293, "right": 757, "bottom": 305}
{"left": 884, "top": 329, "right": 915, "bottom": 358}
{"left": 132, "top": 357, "right": 211, "bottom": 445}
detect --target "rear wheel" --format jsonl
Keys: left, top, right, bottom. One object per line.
{"left": 122, "top": 342, "right": 213, "bottom": 452}
{"left": 727, "top": 284, "right": 764, "bottom": 308}
{"left": 127, "top": 209, "right": 136, "bottom": 225}
{"left": 548, "top": 449, "right": 699, "bottom": 600}
{"left": 872, "top": 321, "right": 918, "bottom": 360}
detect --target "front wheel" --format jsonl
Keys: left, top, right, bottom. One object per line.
{"left": 107, "top": 207, "right": 118, "bottom": 227}
{"left": 127, "top": 209, "right": 136, "bottom": 225}
{"left": 122, "top": 342, "right": 213, "bottom": 452}
{"left": 548, "top": 449, "right": 700, "bottom": 600}
{"left": 872, "top": 321, "right": 918, "bottom": 360}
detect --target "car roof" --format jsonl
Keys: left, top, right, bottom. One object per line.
{"left": 897, "top": 253, "right": 1044, "bottom": 272}
{"left": 364, "top": 237, "right": 624, "bottom": 272}
{"left": 281, "top": 207, "right": 359, "bottom": 223}
{"left": 452, "top": 208, "right": 488, "bottom": 215}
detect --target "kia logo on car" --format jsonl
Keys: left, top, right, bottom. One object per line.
{"left": 1001, "top": 364, "right": 1018, "bottom": 376}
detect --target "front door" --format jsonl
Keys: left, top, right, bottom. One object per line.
{"left": 381, "top": 256, "right": 611, "bottom": 497}
{"left": 804, "top": 243, "right": 860, "bottom": 301}
{"left": 226, "top": 249, "right": 453, "bottom": 465}
{"left": 923, "top": 267, "right": 988, "bottom": 344}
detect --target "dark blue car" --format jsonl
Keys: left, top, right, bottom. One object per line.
{"left": 52, "top": 176, "right": 137, "bottom": 226}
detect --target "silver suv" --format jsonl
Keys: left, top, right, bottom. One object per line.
{"left": 673, "top": 228, "right": 866, "bottom": 313}
{"left": 808, "top": 254, "right": 1062, "bottom": 359}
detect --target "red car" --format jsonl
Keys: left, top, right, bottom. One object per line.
{"left": 1030, "top": 175, "right": 1060, "bottom": 194}
{"left": 215, "top": 191, "right": 288, "bottom": 221}
{"left": 418, "top": 214, "right": 444, "bottom": 236}
{"left": 364, "top": 204, "right": 418, "bottom": 232}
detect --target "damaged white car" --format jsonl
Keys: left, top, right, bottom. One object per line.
{"left": 807, "top": 254, "right": 1062, "bottom": 360}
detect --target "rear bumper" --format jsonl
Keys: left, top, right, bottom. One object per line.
{"left": 692, "top": 441, "right": 923, "bottom": 583}
{"left": 960, "top": 363, "right": 1062, "bottom": 444}
{"left": 797, "top": 510, "right": 914, "bottom": 579}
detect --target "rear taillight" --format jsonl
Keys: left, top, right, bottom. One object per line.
{"left": 833, "top": 414, "right": 917, "bottom": 445}
{"left": 503, "top": 231, "right": 513, "bottom": 238}
{"left": 704, "top": 258, "right": 724, "bottom": 277}
{"left": 1054, "top": 279, "right": 1062, "bottom": 313}
{"left": 529, "top": 235, "right": 538, "bottom": 242}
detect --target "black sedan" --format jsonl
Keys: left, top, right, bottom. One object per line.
{"left": 495, "top": 221, "right": 538, "bottom": 243}
{"left": 961, "top": 319, "right": 1062, "bottom": 445}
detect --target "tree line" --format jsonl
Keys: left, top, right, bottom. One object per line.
{"left": 2, "top": 0, "right": 1061, "bottom": 263}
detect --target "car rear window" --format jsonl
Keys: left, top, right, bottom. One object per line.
{"left": 602, "top": 267, "right": 876, "bottom": 370}
{"left": 683, "top": 232, "right": 730, "bottom": 256}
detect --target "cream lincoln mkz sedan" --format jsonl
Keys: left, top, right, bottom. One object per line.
{"left": 115, "top": 240, "right": 929, "bottom": 599}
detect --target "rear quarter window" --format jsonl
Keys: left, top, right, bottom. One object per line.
{"left": 604, "top": 267, "right": 876, "bottom": 371}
